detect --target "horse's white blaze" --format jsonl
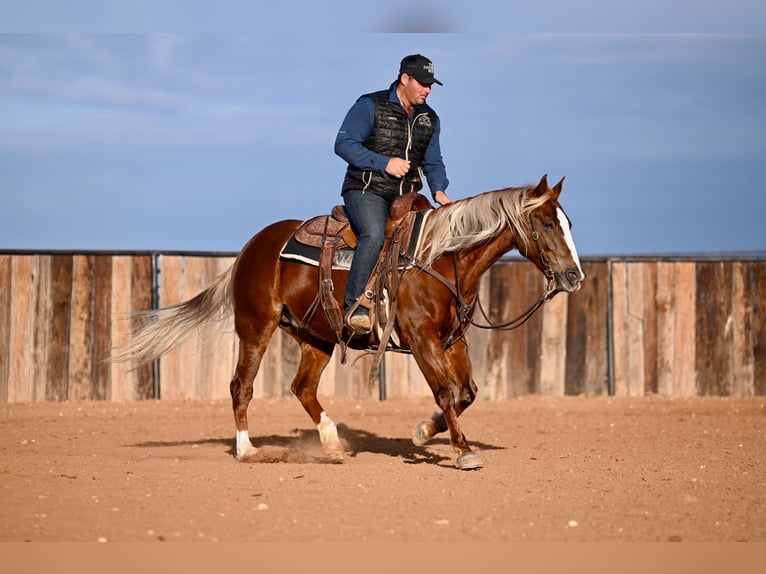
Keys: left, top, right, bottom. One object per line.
{"left": 236, "top": 430, "right": 255, "bottom": 458}
{"left": 317, "top": 411, "right": 339, "bottom": 446}
{"left": 556, "top": 206, "right": 584, "bottom": 277}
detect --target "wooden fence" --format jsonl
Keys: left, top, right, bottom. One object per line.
{"left": 1, "top": 252, "right": 764, "bottom": 403}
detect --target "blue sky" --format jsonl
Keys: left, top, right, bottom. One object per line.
{"left": 1, "top": 2, "right": 765, "bottom": 255}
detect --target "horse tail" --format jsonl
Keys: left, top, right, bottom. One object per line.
{"left": 112, "top": 265, "right": 234, "bottom": 368}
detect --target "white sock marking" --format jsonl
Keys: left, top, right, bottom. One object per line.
{"left": 317, "top": 412, "right": 339, "bottom": 446}
{"left": 236, "top": 430, "right": 254, "bottom": 457}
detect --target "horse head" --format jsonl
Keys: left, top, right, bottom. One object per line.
{"left": 520, "top": 175, "right": 585, "bottom": 293}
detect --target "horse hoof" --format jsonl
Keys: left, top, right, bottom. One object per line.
{"left": 412, "top": 421, "right": 433, "bottom": 446}
{"left": 322, "top": 444, "right": 346, "bottom": 463}
{"left": 457, "top": 452, "right": 483, "bottom": 470}
{"left": 326, "top": 452, "right": 345, "bottom": 464}
{"left": 236, "top": 447, "right": 258, "bottom": 462}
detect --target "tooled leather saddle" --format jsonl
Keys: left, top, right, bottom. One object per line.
{"left": 291, "top": 192, "right": 431, "bottom": 252}
{"left": 293, "top": 204, "right": 358, "bottom": 251}
{"left": 284, "top": 192, "right": 432, "bottom": 360}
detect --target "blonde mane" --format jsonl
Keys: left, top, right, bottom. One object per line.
{"left": 418, "top": 186, "right": 550, "bottom": 265}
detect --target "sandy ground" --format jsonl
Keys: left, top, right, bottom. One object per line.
{"left": 1, "top": 394, "right": 765, "bottom": 543}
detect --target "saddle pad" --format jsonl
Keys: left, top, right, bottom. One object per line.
{"left": 279, "top": 209, "right": 432, "bottom": 270}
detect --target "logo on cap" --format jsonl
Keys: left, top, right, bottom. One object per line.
{"left": 399, "top": 54, "right": 442, "bottom": 86}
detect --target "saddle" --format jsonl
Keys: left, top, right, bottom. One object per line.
{"left": 292, "top": 191, "right": 432, "bottom": 251}
{"left": 295, "top": 192, "right": 432, "bottom": 363}
{"left": 294, "top": 205, "right": 357, "bottom": 250}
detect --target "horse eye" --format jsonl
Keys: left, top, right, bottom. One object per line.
{"left": 543, "top": 220, "right": 555, "bottom": 230}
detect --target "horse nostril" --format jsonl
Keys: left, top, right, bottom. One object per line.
{"left": 567, "top": 269, "right": 581, "bottom": 283}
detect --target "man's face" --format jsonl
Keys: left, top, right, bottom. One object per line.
{"left": 400, "top": 74, "right": 433, "bottom": 107}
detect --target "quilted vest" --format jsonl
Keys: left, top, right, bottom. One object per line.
{"left": 342, "top": 89, "right": 437, "bottom": 200}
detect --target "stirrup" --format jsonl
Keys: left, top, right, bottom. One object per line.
{"left": 345, "top": 309, "right": 371, "bottom": 335}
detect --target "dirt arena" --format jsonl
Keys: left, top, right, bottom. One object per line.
{"left": 1, "top": 394, "right": 764, "bottom": 543}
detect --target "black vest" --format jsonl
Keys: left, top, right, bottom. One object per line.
{"left": 342, "top": 89, "right": 437, "bottom": 200}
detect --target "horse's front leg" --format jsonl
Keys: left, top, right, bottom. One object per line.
{"left": 410, "top": 338, "right": 482, "bottom": 470}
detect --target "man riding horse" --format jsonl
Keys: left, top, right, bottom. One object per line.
{"left": 335, "top": 54, "right": 453, "bottom": 334}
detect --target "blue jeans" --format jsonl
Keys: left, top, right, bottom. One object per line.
{"left": 342, "top": 189, "right": 392, "bottom": 313}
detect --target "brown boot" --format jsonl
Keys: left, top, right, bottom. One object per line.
{"left": 346, "top": 309, "right": 371, "bottom": 334}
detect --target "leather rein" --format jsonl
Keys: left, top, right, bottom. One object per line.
{"left": 397, "top": 214, "right": 560, "bottom": 350}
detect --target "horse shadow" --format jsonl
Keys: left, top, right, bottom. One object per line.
{"left": 131, "top": 424, "right": 505, "bottom": 468}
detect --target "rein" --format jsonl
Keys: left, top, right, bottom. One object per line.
{"left": 398, "top": 214, "right": 560, "bottom": 349}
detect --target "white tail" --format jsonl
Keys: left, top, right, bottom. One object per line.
{"left": 112, "top": 265, "right": 234, "bottom": 368}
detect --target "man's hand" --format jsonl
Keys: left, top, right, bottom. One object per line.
{"left": 433, "top": 190, "right": 452, "bottom": 206}
{"left": 385, "top": 157, "right": 411, "bottom": 178}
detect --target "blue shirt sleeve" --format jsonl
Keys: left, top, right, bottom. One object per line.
{"left": 334, "top": 97, "right": 390, "bottom": 173}
{"left": 421, "top": 117, "right": 449, "bottom": 194}
{"left": 334, "top": 94, "right": 449, "bottom": 196}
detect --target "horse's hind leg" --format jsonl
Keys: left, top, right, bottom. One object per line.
{"left": 230, "top": 332, "right": 274, "bottom": 460}
{"left": 290, "top": 340, "right": 344, "bottom": 461}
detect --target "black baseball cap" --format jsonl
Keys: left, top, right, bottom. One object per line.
{"left": 399, "top": 54, "right": 442, "bottom": 86}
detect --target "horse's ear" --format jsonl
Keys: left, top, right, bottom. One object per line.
{"left": 551, "top": 176, "right": 565, "bottom": 200}
{"left": 533, "top": 174, "right": 549, "bottom": 197}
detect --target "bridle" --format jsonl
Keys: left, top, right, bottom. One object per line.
{"left": 398, "top": 211, "right": 560, "bottom": 350}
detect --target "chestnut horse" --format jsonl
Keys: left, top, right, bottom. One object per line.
{"left": 115, "top": 175, "right": 584, "bottom": 470}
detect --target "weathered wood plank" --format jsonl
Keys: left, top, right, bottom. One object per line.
{"left": 31, "top": 255, "right": 52, "bottom": 402}
{"left": 612, "top": 262, "right": 654, "bottom": 397}
{"left": 466, "top": 273, "right": 492, "bottom": 399}
{"left": 673, "top": 263, "right": 697, "bottom": 397}
{"left": 523, "top": 265, "right": 544, "bottom": 394}
{"left": 131, "top": 255, "right": 155, "bottom": 399}
{"left": 696, "top": 262, "right": 733, "bottom": 396}
{"left": 328, "top": 349, "right": 352, "bottom": 398}
{"left": 538, "top": 292, "right": 568, "bottom": 396}
{"left": 68, "top": 256, "right": 94, "bottom": 401}
{"left": 642, "top": 262, "right": 658, "bottom": 394}
{"left": 202, "top": 257, "right": 227, "bottom": 399}
{"left": 656, "top": 261, "right": 676, "bottom": 396}
{"left": 412, "top": 354, "right": 430, "bottom": 397}
{"left": 206, "top": 257, "right": 237, "bottom": 399}
{"left": 206, "top": 257, "right": 237, "bottom": 400}
{"left": 189, "top": 257, "right": 215, "bottom": 399}
{"left": 353, "top": 352, "right": 374, "bottom": 399}
{"left": 484, "top": 262, "right": 516, "bottom": 400}
{"left": 402, "top": 352, "right": 430, "bottom": 398}
{"left": 8, "top": 256, "right": 35, "bottom": 402}
{"left": 91, "top": 256, "right": 112, "bottom": 400}
{"left": 318, "top": 339, "right": 338, "bottom": 397}
{"left": 656, "top": 261, "right": 698, "bottom": 396}
{"left": 178, "top": 256, "right": 202, "bottom": 399}
{"left": 47, "top": 255, "right": 73, "bottom": 401}
{"left": 110, "top": 256, "right": 135, "bottom": 401}
{"left": 731, "top": 262, "right": 754, "bottom": 397}
{"left": 0, "top": 255, "right": 11, "bottom": 402}
{"left": 578, "top": 261, "right": 609, "bottom": 396}
{"left": 564, "top": 279, "right": 587, "bottom": 396}
{"left": 522, "top": 266, "right": 546, "bottom": 395}
{"left": 257, "top": 311, "right": 285, "bottom": 399}
{"left": 626, "top": 262, "right": 647, "bottom": 397}
{"left": 610, "top": 261, "right": 629, "bottom": 396}
{"left": 752, "top": 262, "right": 766, "bottom": 396}
{"left": 158, "top": 255, "right": 183, "bottom": 400}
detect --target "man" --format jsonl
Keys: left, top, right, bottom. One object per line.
{"left": 335, "top": 54, "right": 452, "bottom": 334}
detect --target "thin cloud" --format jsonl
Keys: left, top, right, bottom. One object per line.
{"left": 0, "top": 34, "right": 337, "bottom": 150}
